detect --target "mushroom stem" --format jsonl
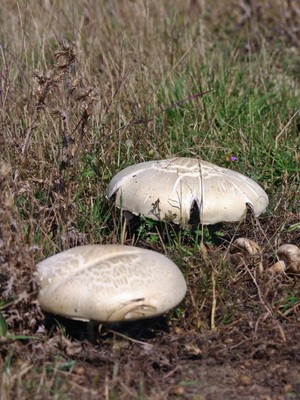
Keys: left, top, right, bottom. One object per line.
{"left": 87, "top": 320, "right": 98, "bottom": 344}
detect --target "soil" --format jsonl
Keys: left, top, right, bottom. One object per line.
{"left": 2, "top": 313, "right": 299, "bottom": 400}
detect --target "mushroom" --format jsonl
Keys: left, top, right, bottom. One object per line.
{"left": 277, "top": 244, "right": 300, "bottom": 272}
{"left": 36, "top": 245, "right": 187, "bottom": 323}
{"left": 106, "top": 157, "right": 268, "bottom": 227}
{"left": 268, "top": 260, "right": 286, "bottom": 274}
{"left": 230, "top": 238, "right": 261, "bottom": 256}
{"left": 230, "top": 237, "right": 263, "bottom": 274}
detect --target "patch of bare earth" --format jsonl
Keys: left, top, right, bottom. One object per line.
{"left": 1, "top": 317, "right": 300, "bottom": 399}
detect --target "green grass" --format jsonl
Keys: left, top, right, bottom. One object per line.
{"left": 14, "top": 45, "right": 297, "bottom": 253}
{"left": 1, "top": 1, "right": 299, "bottom": 399}
{"left": 1, "top": 0, "right": 298, "bottom": 319}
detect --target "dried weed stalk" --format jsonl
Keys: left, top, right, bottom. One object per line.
{"left": 0, "top": 160, "right": 43, "bottom": 334}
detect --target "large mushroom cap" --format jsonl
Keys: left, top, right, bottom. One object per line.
{"left": 36, "top": 245, "right": 187, "bottom": 323}
{"left": 106, "top": 157, "right": 269, "bottom": 226}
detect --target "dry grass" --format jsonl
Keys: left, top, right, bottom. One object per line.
{"left": 0, "top": 1, "right": 299, "bottom": 399}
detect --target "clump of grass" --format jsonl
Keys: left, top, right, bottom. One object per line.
{"left": 0, "top": 1, "right": 299, "bottom": 398}
{"left": 1, "top": 0, "right": 298, "bottom": 329}
{"left": 0, "top": 160, "right": 43, "bottom": 335}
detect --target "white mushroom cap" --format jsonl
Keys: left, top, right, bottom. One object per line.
{"left": 106, "top": 157, "right": 269, "bottom": 226}
{"left": 36, "top": 245, "right": 187, "bottom": 323}
{"left": 277, "top": 244, "right": 300, "bottom": 272}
